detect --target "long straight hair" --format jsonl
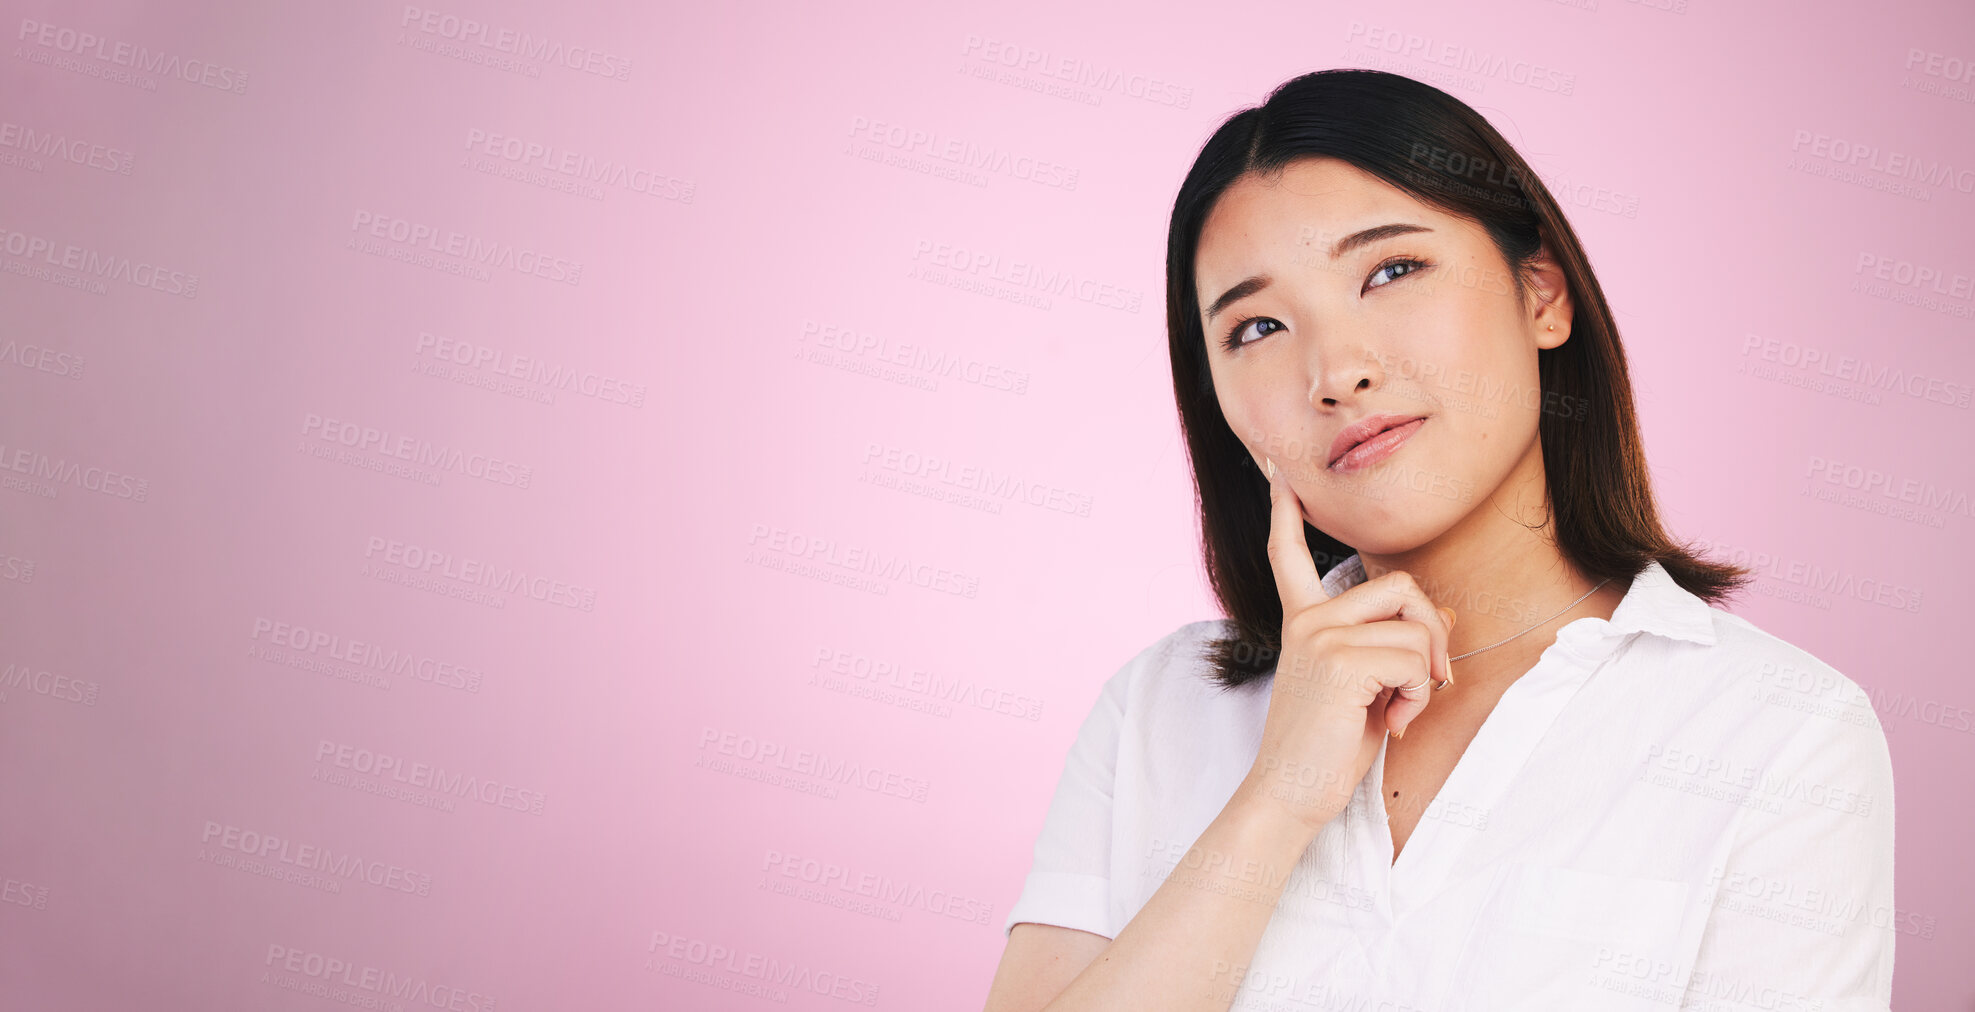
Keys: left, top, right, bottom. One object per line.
{"left": 1168, "top": 69, "right": 1749, "bottom": 690}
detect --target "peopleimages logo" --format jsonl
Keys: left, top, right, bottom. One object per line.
{"left": 313, "top": 739, "right": 546, "bottom": 815}
{"left": 15, "top": 18, "right": 250, "bottom": 94}
{"left": 1791, "top": 129, "right": 1975, "bottom": 193}
{"left": 250, "top": 617, "right": 484, "bottom": 692}
{"left": 300, "top": 412, "right": 534, "bottom": 488}
{"left": 398, "top": 5, "right": 632, "bottom": 80}
{"left": 0, "top": 225, "right": 198, "bottom": 297}
{"left": 0, "top": 661, "right": 101, "bottom": 706}
{"left": 647, "top": 931, "right": 881, "bottom": 1006}
{"left": 0, "top": 339, "right": 85, "bottom": 379}
{"left": 0, "top": 439, "right": 150, "bottom": 501}
{"left": 362, "top": 536, "right": 599, "bottom": 611}
{"left": 199, "top": 821, "right": 433, "bottom": 895}
{"left": 0, "top": 121, "right": 134, "bottom": 174}
{"left": 413, "top": 331, "right": 648, "bottom": 408}
{"left": 462, "top": 128, "right": 693, "bottom": 201}
{"left": 263, "top": 945, "right": 497, "bottom": 1012}
{"left": 349, "top": 210, "right": 583, "bottom": 286}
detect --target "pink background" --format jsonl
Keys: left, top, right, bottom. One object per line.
{"left": 3, "top": 0, "right": 1971, "bottom": 1008}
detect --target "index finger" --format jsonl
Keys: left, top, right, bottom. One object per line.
{"left": 1264, "top": 456, "right": 1331, "bottom": 613}
{"left": 1325, "top": 575, "right": 1456, "bottom": 692}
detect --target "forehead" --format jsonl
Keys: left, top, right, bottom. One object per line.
{"left": 1195, "top": 157, "right": 1436, "bottom": 284}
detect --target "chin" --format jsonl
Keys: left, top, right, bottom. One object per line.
{"left": 1315, "top": 513, "right": 1437, "bottom": 555}
{"left": 1315, "top": 489, "right": 1469, "bottom": 555}
{"left": 1331, "top": 527, "right": 1441, "bottom": 557}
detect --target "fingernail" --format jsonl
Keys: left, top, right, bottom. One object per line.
{"left": 1392, "top": 725, "right": 1405, "bottom": 740}
{"left": 1265, "top": 457, "right": 1277, "bottom": 481}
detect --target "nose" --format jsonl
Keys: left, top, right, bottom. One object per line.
{"left": 1306, "top": 338, "right": 1383, "bottom": 407}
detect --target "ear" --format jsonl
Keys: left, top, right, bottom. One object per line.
{"left": 1526, "top": 244, "right": 1574, "bottom": 350}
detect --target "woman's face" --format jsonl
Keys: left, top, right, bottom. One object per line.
{"left": 1196, "top": 156, "right": 1573, "bottom": 555}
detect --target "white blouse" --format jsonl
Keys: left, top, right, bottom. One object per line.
{"left": 1005, "top": 554, "right": 1897, "bottom": 1011}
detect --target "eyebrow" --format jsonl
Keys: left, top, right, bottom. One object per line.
{"left": 1202, "top": 222, "right": 1434, "bottom": 323}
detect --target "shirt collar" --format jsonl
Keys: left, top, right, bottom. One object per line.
{"left": 1319, "top": 553, "right": 1717, "bottom": 647}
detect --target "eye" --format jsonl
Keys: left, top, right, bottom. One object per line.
{"left": 1220, "top": 315, "right": 1282, "bottom": 352}
{"left": 1217, "top": 256, "right": 1433, "bottom": 353}
{"left": 1366, "top": 255, "right": 1430, "bottom": 292}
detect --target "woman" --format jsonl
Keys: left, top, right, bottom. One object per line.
{"left": 984, "top": 69, "right": 1895, "bottom": 1011}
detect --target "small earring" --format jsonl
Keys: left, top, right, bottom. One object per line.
{"left": 1547, "top": 324, "right": 1555, "bottom": 330}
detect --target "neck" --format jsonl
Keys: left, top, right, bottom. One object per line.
{"left": 1355, "top": 443, "right": 1623, "bottom": 686}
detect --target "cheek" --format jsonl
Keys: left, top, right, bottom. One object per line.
{"left": 1400, "top": 318, "right": 1535, "bottom": 413}
{"left": 1221, "top": 384, "right": 1303, "bottom": 464}
{"left": 1223, "top": 395, "right": 1265, "bottom": 450}
{"left": 1210, "top": 372, "right": 1258, "bottom": 442}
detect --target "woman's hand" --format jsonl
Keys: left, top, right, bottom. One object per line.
{"left": 1238, "top": 455, "right": 1457, "bottom": 835}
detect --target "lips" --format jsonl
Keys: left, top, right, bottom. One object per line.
{"left": 1327, "top": 413, "right": 1428, "bottom": 470}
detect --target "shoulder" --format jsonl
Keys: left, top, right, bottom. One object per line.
{"left": 1655, "top": 605, "right": 1893, "bottom": 790}
{"left": 1633, "top": 601, "right": 1872, "bottom": 715}
{"left": 1083, "top": 619, "right": 1241, "bottom": 706}
{"left": 1067, "top": 619, "right": 1234, "bottom": 731}
{"left": 1102, "top": 618, "right": 1255, "bottom": 724}
{"left": 1699, "top": 605, "right": 1874, "bottom": 715}
{"left": 1103, "top": 620, "right": 1271, "bottom": 812}
{"left": 1120, "top": 618, "right": 1238, "bottom": 688}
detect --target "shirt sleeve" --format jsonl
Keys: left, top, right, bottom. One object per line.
{"left": 1685, "top": 690, "right": 1897, "bottom": 1010}
{"left": 1001, "top": 635, "right": 1149, "bottom": 940}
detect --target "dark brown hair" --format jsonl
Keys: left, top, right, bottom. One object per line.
{"left": 1167, "top": 69, "right": 1750, "bottom": 690}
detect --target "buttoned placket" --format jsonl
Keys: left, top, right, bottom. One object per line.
{"left": 1352, "top": 615, "right": 1635, "bottom": 988}
{"left": 1299, "top": 555, "right": 1713, "bottom": 1001}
